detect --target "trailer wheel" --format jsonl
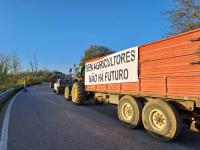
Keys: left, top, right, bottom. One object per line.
{"left": 71, "top": 82, "right": 85, "bottom": 104}
{"left": 142, "top": 100, "right": 182, "bottom": 141}
{"left": 118, "top": 95, "right": 143, "bottom": 128}
{"left": 64, "top": 86, "right": 70, "bottom": 101}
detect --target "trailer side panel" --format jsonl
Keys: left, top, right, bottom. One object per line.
{"left": 86, "top": 29, "right": 200, "bottom": 105}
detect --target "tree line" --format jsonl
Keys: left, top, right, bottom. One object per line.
{"left": 0, "top": 51, "right": 51, "bottom": 92}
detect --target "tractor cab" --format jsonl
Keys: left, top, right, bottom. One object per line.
{"left": 53, "top": 71, "right": 63, "bottom": 77}
{"left": 72, "top": 65, "right": 85, "bottom": 82}
{"left": 49, "top": 71, "right": 64, "bottom": 88}
{"left": 64, "top": 65, "right": 85, "bottom": 101}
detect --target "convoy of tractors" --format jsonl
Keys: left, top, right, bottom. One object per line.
{"left": 49, "top": 28, "right": 200, "bottom": 141}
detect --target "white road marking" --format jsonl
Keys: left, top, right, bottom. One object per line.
{"left": 0, "top": 90, "right": 23, "bottom": 150}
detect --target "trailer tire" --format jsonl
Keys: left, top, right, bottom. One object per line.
{"left": 71, "top": 82, "right": 85, "bottom": 104}
{"left": 118, "top": 95, "right": 143, "bottom": 128}
{"left": 64, "top": 86, "right": 70, "bottom": 101}
{"left": 142, "top": 99, "right": 182, "bottom": 141}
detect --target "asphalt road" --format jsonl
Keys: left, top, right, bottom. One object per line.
{"left": 3, "top": 84, "right": 200, "bottom": 150}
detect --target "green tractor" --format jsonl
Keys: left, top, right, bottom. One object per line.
{"left": 64, "top": 65, "right": 102, "bottom": 105}
{"left": 64, "top": 65, "right": 85, "bottom": 103}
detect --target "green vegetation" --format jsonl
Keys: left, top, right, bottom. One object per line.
{"left": 0, "top": 51, "right": 51, "bottom": 93}
{"left": 80, "top": 45, "right": 114, "bottom": 65}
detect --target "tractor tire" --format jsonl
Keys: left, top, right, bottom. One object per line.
{"left": 118, "top": 95, "right": 143, "bottom": 128}
{"left": 71, "top": 82, "right": 85, "bottom": 104}
{"left": 142, "top": 99, "right": 182, "bottom": 141}
{"left": 64, "top": 86, "right": 70, "bottom": 101}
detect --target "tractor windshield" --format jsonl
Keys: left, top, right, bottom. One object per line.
{"left": 53, "top": 71, "right": 63, "bottom": 77}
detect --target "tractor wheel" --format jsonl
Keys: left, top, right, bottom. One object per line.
{"left": 142, "top": 99, "right": 182, "bottom": 141}
{"left": 64, "top": 86, "right": 70, "bottom": 101}
{"left": 118, "top": 95, "right": 143, "bottom": 128}
{"left": 71, "top": 82, "right": 85, "bottom": 104}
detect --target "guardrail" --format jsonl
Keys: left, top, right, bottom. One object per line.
{"left": 0, "top": 82, "right": 42, "bottom": 103}
{"left": 0, "top": 86, "right": 25, "bottom": 103}
{"left": 0, "top": 88, "right": 16, "bottom": 103}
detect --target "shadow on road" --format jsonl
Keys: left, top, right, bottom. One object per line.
{"left": 80, "top": 102, "right": 200, "bottom": 149}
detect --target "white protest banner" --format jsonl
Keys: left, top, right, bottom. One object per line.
{"left": 85, "top": 46, "right": 139, "bottom": 85}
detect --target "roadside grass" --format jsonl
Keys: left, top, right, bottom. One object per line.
{"left": 0, "top": 83, "right": 23, "bottom": 93}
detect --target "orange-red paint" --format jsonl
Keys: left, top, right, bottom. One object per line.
{"left": 85, "top": 28, "right": 200, "bottom": 106}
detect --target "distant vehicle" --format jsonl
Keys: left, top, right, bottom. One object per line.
{"left": 49, "top": 71, "right": 64, "bottom": 88}
{"left": 63, "top": 66, "right": 84, "bottom": 100}
{"left": 64, "top": 28, "right": 200, "bottom": 141}
{"left": 54, "top": 77, "right": 72, "bottom": 94}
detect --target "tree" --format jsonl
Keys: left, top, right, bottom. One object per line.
{"left": 0, "top": 54, "right": 9, "bottom": 74}
{"left": 0, "top": 54, "right": 10, "bottom": 89}
{"left": 10, "top": 51, "right": 21, "bottom": 82}
{"left": 80, "top": 45, "right": 114, "bottom": 65}
{"left": 28, "top": 54, "right": 38, "bottom": 72}
{"left": 28, "top": 58, "right": 34, "bottom": 73}
{"left": 166, "top": 0, "right": 200, "bottom": 34}
{"left": 34, "top": 54, "right": 38, "bottom": 72}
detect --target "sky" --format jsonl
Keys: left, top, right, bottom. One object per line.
{"left": 0, "top": 0, "right": 173, "bottom": 73}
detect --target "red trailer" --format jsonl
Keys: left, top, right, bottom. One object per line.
{"left": 69, "top": 29, "right": 200, "bottom": 141}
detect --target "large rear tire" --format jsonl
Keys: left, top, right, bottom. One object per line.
{"left": 71, "top": 82, "right": 85, "bottom": 104}
{"left": 118, "top": 95, "right": 143, "bottom": 128}
{"left": 142, "top": 99, "right": 182, "bottom": 141}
